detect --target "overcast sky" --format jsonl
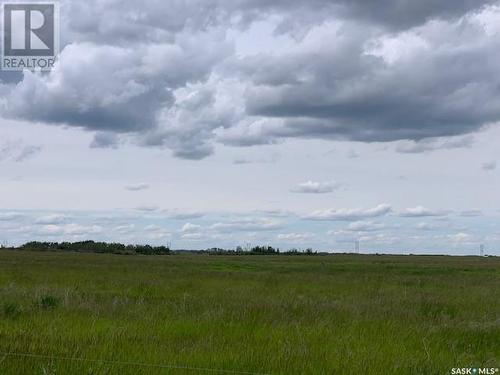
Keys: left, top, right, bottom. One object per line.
{"left": 1, "top": 0, "right": 499, "bottom": 254}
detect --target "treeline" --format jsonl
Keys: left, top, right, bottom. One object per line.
{"left": 17, "top": 241, "right": 170, "bottom": 255}
{"left": 202, "top": 246, "right": 318, "bottom": 256}
{"left": 5, "top": 242, "right": 320, "bottom": 256}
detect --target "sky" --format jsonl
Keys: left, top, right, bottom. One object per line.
{"left": 0, "top": 0, "right": 499, "bottom": 255}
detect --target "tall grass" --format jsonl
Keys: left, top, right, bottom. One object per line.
{"left": 0, "top": 251, "right": 498, "bottom": 374}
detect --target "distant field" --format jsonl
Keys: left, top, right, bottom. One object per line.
{"left": 0, "top": 251, "right": 498, "bottom": 374}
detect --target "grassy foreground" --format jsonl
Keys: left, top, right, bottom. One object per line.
{"left": 0, "top": 251, "right": 498, "bottom": 374}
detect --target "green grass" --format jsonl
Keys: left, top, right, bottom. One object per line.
{"left": 0, "top": 250, "right": 498, "bottom": 374}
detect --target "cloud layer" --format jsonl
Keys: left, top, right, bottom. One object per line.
{"left": 1, "top": 1, "right": 500, "bottom": 159}
{"left": 1, "top": 206, "right": 496, "bottom": 255}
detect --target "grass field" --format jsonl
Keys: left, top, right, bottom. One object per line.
{"left": 0, "top": 250, "right": 498, "bottom": 374}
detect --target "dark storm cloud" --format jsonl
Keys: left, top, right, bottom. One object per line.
{"left": 0, "top": 0, "right": 499, "bottom": 158}
{"left": 233, "top": 0, "right": 497, "bottom": 32}
{"left": 0, "top": 71, "right": 23, "bottom": 85}
{"left": 61, "top": 0, "right": 498, "bottom": 45}
{"left": 330, "top": 0, "right": 496, "bottom": 30}
{"left": 225, "top": 11, "right": 500, "bottom": 145}
{"left": 4, "top": 44, "right": 173, "bottom": 133}
{"left": 4, "top": 38, "right": 231, "bottom": 132}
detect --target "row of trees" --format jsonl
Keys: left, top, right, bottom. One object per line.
{"left": 204, "top": 246, "right": 318, "bottom": 256}
{"left": 18, "top": 241, "right": 170, "bottom": 255}
{"left": 6, "top": 242, "right": 318, "bottom": 256}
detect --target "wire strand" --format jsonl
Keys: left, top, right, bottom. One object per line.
{"left": 0, "top": 351, "right": 269, "bottom": 375}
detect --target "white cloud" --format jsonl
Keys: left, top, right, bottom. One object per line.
{"left": 347, "top": 221, "right": 385, "bottom": 232}
{"left": 165, "top": 210, "right": 205, "bottom": 220}
{"left": 398, "top": 206, "right": 451, "bottom": 218}
{"left": 210, "top": 218, "right": 283, "bottom": 233}
{"left": 0, "top": 140, "right": 42, "bottom": 163}
{"left": 395, "top": 136, "right": 475, "bottom": 154}
{"left": 291, "top": 180, "right": 340, "bottom": 194}
{"left": 358, "top": 233, "right": 400, "bottom": 246}
{"left": 125, "top": 183, "right": 150, "bottom": 192}
{"left": 34, "top": 214, "right": 69, "bottom": 225}
{"left": 416, "top": 222, "right": 437, "bottom": 231}
{"left": 113, "top": 224, "right": 136, "bottom": 233}
{"left": 0, "top": 212, "right": 24, "bottom": 221}
{"left": 134, "top": 206, "right": 160, "bottom": 212}
{"left": 459, "top": 210, "right": 483, "bottom": 217}
{"left": 346, "top": 149, "right": 359, "bottom": 159}
{"left": 277, "top": 233, "right": 314, "bottom": 242}
{"left": 38, "top": 223, "right": 103, "bottom": 236}
{"left": 143, "top": 225, "right": 171, "bottom": 240}
{"left": 0, "top": 208, "right": 496, "bottom": 254}
{"left": 482, "top": 160, "right": 497, "bottom": 171}
{"left": 181, "top": 232, "right": 204, "bottom": 240}
{"left": 181, "top": 223, "right": 202, "bottom": 233}
{"left": 448, "top": 232, "right": 474, "bottom": 244}
{"left": 306, "top": 204, "right": 392, "bottom": 221}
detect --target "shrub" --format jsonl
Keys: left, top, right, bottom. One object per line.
{"left": 38, "top": 295, "right": 59, "bottom": 310}
{"left": 3, "top": 302, "right": 21, "bottom": 319}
